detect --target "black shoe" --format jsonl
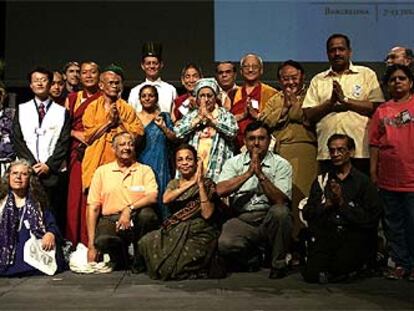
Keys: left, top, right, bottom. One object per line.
{"left": 131, "top": 255, "right": 146, "bottom": 274}
{"left": 269, "top": 267, "right": 288, "bottom": 279}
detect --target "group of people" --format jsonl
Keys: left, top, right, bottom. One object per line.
{"left": 0, "top": 33, "right": 413, "bottom": 283}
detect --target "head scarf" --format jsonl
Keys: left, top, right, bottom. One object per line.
{"left": 193, "top": 78, "right": 220, "bottom": 98}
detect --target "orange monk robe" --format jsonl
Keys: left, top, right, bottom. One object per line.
{"left": 81, "top": 97, "right": 144, "bottom": 190}
{"left": 231, "top": 83, "right": 278, "bottom": 149}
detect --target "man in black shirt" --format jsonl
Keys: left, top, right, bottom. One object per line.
{"left": 302, "top": 134, "right": 382, "bottom": 283}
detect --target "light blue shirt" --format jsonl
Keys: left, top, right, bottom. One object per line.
{"left": 218, "top": 151, "right": 292, "bottom": 212}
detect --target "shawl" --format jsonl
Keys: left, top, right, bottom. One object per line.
{"left": 0, "top": 191, "right": 46, "bottom": 269}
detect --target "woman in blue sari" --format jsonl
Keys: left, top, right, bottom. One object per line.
{"left": 137, "top": 85, "right": 177, "bottom": 220}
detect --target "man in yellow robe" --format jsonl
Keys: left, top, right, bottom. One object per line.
{"left": 82, "top": 66, "right": 144, "bottom": 190}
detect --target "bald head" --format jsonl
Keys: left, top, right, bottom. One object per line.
{"left": 386, "top": 46, "right": 413, "bottom": 67}
{"left": 99, "top": 71, "right": 123, "bottom": 99}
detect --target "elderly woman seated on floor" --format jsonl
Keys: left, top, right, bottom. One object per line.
{"left": 136, "top": 144, "right": 224, "bottom": 280}
{"left": 0, "top": 160, "right": 65, "bottom": 276}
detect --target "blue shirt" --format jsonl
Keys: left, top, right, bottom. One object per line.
{"left": 218, "top": 151, "right": 292, "bottom": 212}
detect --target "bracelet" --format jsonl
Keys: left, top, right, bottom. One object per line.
{"left": 200, "top": 199, "right": 209, "bottom": 203}
{"left": 258, "top": 175, "right": 267, "bottom": 182}
{"left": 128, "top": 204, "right": 134, "bottom": 212}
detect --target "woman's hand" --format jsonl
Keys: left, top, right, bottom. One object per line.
{"left": 196, "top": 157, "right": 204, "bottom": 186}
{"left": 198, "top": 98, "right": 208, "bottom": 120}
{"left": 41, "top": 232, "right": 56, "bottom": 251}
{"left": 154, "top": 114, "right": 166, "bottom": 129}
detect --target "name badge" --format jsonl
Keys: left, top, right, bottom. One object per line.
{"left": 400, "top": 110, "right": 411, "bottom": 124}
{"left": 178, "top": 104, "right": 190, "bottom": 116}
{"left": 250, "top": 99, "right": 259, "bottom": 110}
{"left": 35, "top": 128, "right": 46, "bottom": 136}
{"left": 352, "top": 84, "right": 362, "bottom": 98}
{"left": 129, "top": 185, "right": 145, "bottom": 192}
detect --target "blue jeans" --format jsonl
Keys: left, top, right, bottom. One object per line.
{"left": 379, "top": 189, "right": 414, "bottom": 270}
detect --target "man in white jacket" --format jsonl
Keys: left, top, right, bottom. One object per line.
{"left": 12, "top": 66, "right": 70, "bottom": 230}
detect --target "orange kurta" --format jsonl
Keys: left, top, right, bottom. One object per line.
{"left": 81, "top": 97, "right": 144, "bottom": 190}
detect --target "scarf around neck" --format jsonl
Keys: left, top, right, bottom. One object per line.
{"left": 0, "top": 191, "right": 46, "bottom": 269}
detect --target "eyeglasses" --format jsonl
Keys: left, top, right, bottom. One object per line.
{"left": 241, "top": 64, "right": 261, "bottom": 71}
{"left": 328, "top": 147, "right": 348, "bottom": 154}
{"left": 32, "top": 78, "right": 49, "bottom": 83}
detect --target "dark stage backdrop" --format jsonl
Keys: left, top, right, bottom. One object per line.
{"left": 3, "top": 1, "right": 385, "bottom": 98}
{"left": 4, "top": 1, "right": 215, "bottom": 88}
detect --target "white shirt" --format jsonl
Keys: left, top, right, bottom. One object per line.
{"left": 18, "top": 99, "right": 66, "bottom": 163}
{"left": 128, "top": 77, "right": 177, "bottom": 113}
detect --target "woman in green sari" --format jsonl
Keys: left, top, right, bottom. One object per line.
{"left": 137, "top": 144, "right": 221, "bottom": 280}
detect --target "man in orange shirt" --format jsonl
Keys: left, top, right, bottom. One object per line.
{"left": 86, "top": 132, "right": 158, "bottom": 270}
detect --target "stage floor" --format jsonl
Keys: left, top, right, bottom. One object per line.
{"left": 0, "top": 269, "right": 412, "bottom": 310}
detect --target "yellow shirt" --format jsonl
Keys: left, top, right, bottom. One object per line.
{"left": 87, "top": 161, "right": 158, "bottom": 215}
{"left": 302, "top": 63, "right": 384, "bottom": 160}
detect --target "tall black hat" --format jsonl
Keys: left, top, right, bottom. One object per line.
{"left": 142, "top": 42, "right": 162, "bottom": 61}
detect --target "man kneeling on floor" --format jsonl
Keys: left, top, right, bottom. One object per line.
{"left": 217, "top": 121, "right": 293, "bottom": 279}
{"left": 301, "top": 134, "right": 382, "bottom": 283}
{"left": 86, "top": 132, "right": 158, "bottom": 270}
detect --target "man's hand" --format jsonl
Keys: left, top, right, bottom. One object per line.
{"left": 249, "top": 150, "right": 262, "bottom": 177}
{"left": 247, "top": 101, "right": 259, "bottom": 119}
{"left": 32, "top": 162, "right": 50, "bottom": 176}
{"left": 109, "top": 103, "right": 120, "bottom": 126}
{"left": 332, "top": 81, "right": 349, "bottom": 112}
{"left": 116, "top": 208, "right": 132, "bottom": 232}
{"left": 87, "top": 246, "right": 99, "bottom": 262}
{"left": 332, "top": 80, "right": 346, "bottom": 103}
{"left": 41, "top": 232, "right": 56, "bottom": 251}
{"left": 328, "top": 179, "right": 345, "bottom": 206}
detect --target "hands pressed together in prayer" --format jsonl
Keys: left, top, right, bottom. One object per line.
{"left": 325, "top": 179, "right": 345, "bottom": 208}
{"left": 329, "top": 81, "right": 348, "bottom": 112}
{"left": 109, "top": 103, "right": 120, "bottom": 127}
{"left": 238, "top": 97, "right": 259, "bottom": 121}
{"left": 193, "top": 98, "right": 215, "bottom": 127}
{"left": 247, "top": 149, "right": 265, "bottom": 180}
{"left": 195, "top": 156, "right": 205, "bottom": 187}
